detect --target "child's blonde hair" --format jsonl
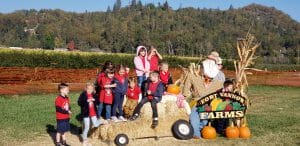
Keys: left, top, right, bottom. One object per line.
{"left": 160, "top": 62, "right": 169, "bottom": 71}
{"left": 150, "top": 71, "right": 160, "bottom": 77}
{"left": 85, "top": 82, "right": 95, "bottom": 93}
{"left": 86, "top": 82, "right": 95, "bottom": 88}
{"left": 160, "top": 62, "right": 169, "bottom": 67}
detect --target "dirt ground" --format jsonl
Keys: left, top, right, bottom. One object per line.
{"left": 9, "top": 129, "right": 298, "bottom": 146}
{"left": 1, "top": 67, "right": 299, "bottom": 146}
{"left": 0, "top": 67, "right": 299, "bottom": 95}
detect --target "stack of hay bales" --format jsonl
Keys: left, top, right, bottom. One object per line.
{"left": 91, "top": 95, "right": 189, "bottom": 141}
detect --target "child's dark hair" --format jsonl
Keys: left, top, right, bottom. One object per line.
{"left": 105, "top": 68, "right": 115, "bottom": 75}
{"left": 101, "top": 61, "right": 114, "bottom": 72}
{"left": 223, "top": 79, "right": 234, "bottom": 87}
{"left": 58, "top": 83, "right": 69, "bottom": 91}
{"left": 128, "top": 77, "right": 136, "bottom": 83}
{"left": 138, "top": 47, "right": 146, "bottom": 55}
{"left": 116, "top": 64, "right": 126, "bottom": 72}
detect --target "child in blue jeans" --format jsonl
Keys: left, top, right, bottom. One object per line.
{"left": 78, "top": 83, "right": 108, "bottom": 145}
{"left": 111, "top": 65, "right": 128, "bottom": 122}
{"left": 97, "top": 69, "right": 116, "bottom": 120}
{"left": 130, "top": 71, "right": 164, "bottom": 128}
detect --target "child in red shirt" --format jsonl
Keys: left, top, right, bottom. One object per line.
{"left": 55, "top": 83, "right": 71, "bottom": 146}
{"left": 159, "top": 62, "right": 173, "bottom": 91}
{"left": 96, "top": 61, "right": 114, "bottom": 95}
{"left": 129, "top": 71, "right": 164, "bottom": 128}
{"left": 148, "top": 46, "right": 163, "bottom": 71}
{"left": 78, "top": 83, "right": 108, "bottom": 145}
{"left": 97, "top": 69, "right": 116, "bottom": 120}
{"left": 123, "top": 77, "right": 141, "bottom": 118}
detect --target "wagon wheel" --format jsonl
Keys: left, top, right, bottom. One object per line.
{"left": 172, "top": 119, "right": 194, "bottom": 140}
{"left": 114, "top": 133, "right": 129, "bottom": 146}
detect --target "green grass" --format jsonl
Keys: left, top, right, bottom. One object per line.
{"left": 0, "top": 93, "right": 82, "bottom": 143}
{"left": 0, "top": 85, "right": 299, "bottom": 145}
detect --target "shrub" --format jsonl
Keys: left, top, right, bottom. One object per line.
{"left": 0, "top": 49, "right": 204, "bottom": 69}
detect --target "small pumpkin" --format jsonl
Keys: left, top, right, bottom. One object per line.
{"left": 225, "top": 121, "right": 239, "bottom": 138}
{"left": 201, "top": 122, "right": 217, "bottom": 139}
{"left": 167, "top": 84, "right": 181, "bottom": 95}
{"left": 239, "top": 118, "right": 251, "bottom": 138}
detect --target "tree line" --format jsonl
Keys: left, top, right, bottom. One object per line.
{"left": 0, "top": 0, "right": 299, "bottom": 64}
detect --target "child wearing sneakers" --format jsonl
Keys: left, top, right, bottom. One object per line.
{"left": 111, "top": 65, "right": 128, "bottom": 122}
{"left": 97, "top": 69, "right": 116, "bottom": 120}
{"left": 78, "top": 83, "right": 108, "bottom": 145}
{"left": 55, "top": 83, "right": 71, "bottom": 146}
{"left": 130, "top": 71, "right": 164, "bottom": 128}
{"left": 123, "top": 77, "right": 141, "bottom": 118}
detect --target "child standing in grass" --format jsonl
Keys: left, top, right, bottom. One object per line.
{"left": 55, "top": 83, "right": 71, "bottom": 146}
{"left": 130, "top": 71, "right": 164, "bottom": 128}
{"left": 97, "top": 69, "right": 116, "bottom": 120}
{"left": 111, "top": 65, "right": 128, "bottom": 122}
{"left": 78, "top": 83, "right": 108, "bottom": 145}
{"left": 123, "top": 77, "right": 141, "bottom": 118}
{"left": 159, "top": 62, "right": 173, "bottom": 91}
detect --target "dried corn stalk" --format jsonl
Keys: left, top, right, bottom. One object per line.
{"left": 175, "top": 63, "right": 201, "bottom": 88}
{"left": 234, "top": 33, "right": 260, "bottom": 109}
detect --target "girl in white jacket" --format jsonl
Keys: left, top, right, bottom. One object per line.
{"left": 134, "top": 46, "right": 150, "bottom": 87}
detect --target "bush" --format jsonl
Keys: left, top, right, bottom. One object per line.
{"left": 0, "top": 49, "right": 203, "bottom": 69}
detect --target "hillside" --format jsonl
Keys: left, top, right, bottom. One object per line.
{"left": 0, "top": 2, "right": 299, "bottom": 64}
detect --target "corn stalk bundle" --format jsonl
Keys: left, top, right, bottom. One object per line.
{"left": 234, "top": 32, "right": 260, "bottom": 109}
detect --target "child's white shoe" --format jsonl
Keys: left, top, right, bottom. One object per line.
{"left": 118, "top": 116, "right": 127, "bottom": 122}
{"left": 111, "top": 116, "right": 120, "bottom": 122}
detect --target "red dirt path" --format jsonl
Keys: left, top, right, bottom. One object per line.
{"left": 0, "top": 67, "right": 299, "bottom": 95}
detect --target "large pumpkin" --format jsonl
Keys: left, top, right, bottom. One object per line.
{"left": 167, "top": 84, "right": 181, "bottom": 95}
{"left": 225, "top": 122, "right": 239, "bottom": 138}
{"left": 201, "top": 122, "right": 216, "bottom": 139}
{"left": 239, "top": 118, "right": 251, "bottom": 138}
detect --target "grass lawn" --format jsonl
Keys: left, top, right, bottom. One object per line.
{"left": 0, "top": 85, "right": 299, "bottom": 145}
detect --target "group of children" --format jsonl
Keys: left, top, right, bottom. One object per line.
{"left": 54, "top": 46, "right": 173, "bottom": 146}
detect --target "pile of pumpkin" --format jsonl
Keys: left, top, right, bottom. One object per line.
{"left": 201, "top": 118, "right": 251, "bottom": 139}
{"left": 166, "top": 84, "right": 251, "bottom": 139}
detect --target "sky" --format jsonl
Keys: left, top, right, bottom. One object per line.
{"left": 0, "top": 0, "right": 299, "bottom": 22}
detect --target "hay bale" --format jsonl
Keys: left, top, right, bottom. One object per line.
{"left": 91, "top": 95, "right": 189, "bottom": 141}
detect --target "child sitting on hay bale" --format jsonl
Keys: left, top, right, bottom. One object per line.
{"left": 129, "top": 71, "right": 164, "bottom": 128}
{"left": 77, "top": 83, "right": 109, "bottom": 145}
{"left": 123, "top": 77, "right": 141, "bottom": 118}
{"left": 159, "top": 62, "right": 173, "bottom": 91}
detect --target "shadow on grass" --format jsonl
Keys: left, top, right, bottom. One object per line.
{"left": 46, "top": 123, "right": 82, "bottom": 145}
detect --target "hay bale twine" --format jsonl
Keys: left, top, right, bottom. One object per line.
{"left": 91, "top": 95, "right": 189, "bottom": 141}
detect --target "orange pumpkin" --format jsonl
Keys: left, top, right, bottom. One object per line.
{"left": 167, "top": 84, "right": 181, "bottom": 95}
{"left": 239, "top": 118, "right": 251, "bottom": 138}
{"left": 225, "top": 122, "right": 239, "bottom": 138}
{"left": 201, "top": 122, "right": 217, "bottom": 139}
